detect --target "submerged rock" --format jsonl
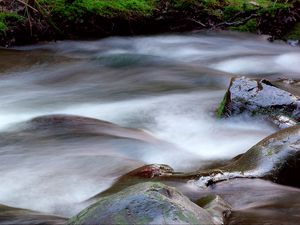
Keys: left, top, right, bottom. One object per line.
{"left": 189, "top": 179, "right": 300, "bottom": 225}
{"left": 67, "top": 182, "right": 218, "bottom": 225}
{"left": 25, "top": 114, "right": 160, "bottom": 143}
{"left": 0, "top": 204, "right": 66, "bottom": 225}
{"left": 217, "top": 77, "right": 300, "bottom": 128}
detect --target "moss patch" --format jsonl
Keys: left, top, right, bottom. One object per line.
{"left": 195, "top": 195, "right": 216, "bottom": 208}
{"left": 38, "top": 0, "right": 156, "bottom": 19}
{"left": 216, "top": 91, "right": 229, "bottom": 118}
{"left": 284, "top": 22, "right": 300, "bottom": 40}
{"left": 230, "top": 18, "right": 257, "bottom": 32}
{"left": 0, "top": 12, "right": 23, "bottom": 34}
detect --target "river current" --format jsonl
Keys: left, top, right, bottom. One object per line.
{"left": 0, "top": 31, "right": 299, "bottom": 217}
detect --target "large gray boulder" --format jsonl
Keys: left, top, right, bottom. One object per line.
{"left": 217, "top": 77, "right": 300, "bottom": 128}
{"left": 67, "top": 182, "right": 222, "bottom": 225}
{"left": 224, "top": 125, "right": 300, "bottom": 186}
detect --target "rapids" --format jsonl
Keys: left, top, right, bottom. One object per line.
{"left": 0, "top": 31, "right": 299, "bottom": 217}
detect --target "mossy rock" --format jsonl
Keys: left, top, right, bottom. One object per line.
{"left": 67, "top": 182, "right": 216, "bottom": 225}
{"left": 216, "top": 77, "right": 300, "bottom": 128}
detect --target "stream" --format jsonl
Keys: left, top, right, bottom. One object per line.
{"left": 0, "top": 31, "right": 300, "bottom": 220}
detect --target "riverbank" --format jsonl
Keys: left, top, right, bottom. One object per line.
{"left": 1, "top": 0, "right": 300, "bottom": 47}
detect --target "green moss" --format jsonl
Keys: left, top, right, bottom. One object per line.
{"left": 284, "top": 22, "right": 300, "bottom": 40}
{"left": 174, "top": 210, "right": 199, "bottom": 224}
{"left": 266, "top": 148, "right": 274, "bottom": 156}
{"left": 0, "top": 21, "right": 7, "bottom": 33}
{"left": 0, "top": 12, "right": 23, "bottom": 34}
{"left": 195, "top": 195, "right": 216, "bottom": 207}
{"left": 216, "top": 91, "right": 229, "bottom": 118}
{"left": 170, "top": 0, "right": 200, "bottom": 9}
{"left": 39, "top": 0, "right": 156, "bottom": 19}
{"left": 222, "top": 0, "right": 291, "bottom": 33}
{"left": 230, "top": 18, "right": 257, "bottom": 32}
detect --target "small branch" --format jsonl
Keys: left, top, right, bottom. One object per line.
{"left": 16, "top": 0, "right": 39, "bottom": 12}
{"left": 187, "top": 18, "right": 207, "bottom": 27}
{"left": 215, "top": 14, "right": 258, "bottom": 28}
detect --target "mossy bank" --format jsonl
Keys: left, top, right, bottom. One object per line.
{"left": 0, "top": 0, "right": 299, "bottom": 46}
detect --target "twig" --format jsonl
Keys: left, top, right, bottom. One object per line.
{"left": 24, "top": 3, "right": 33, "bottom": 36}
{"left": 187, "top": 18, "right": 207, "bottom": 27}
{"left": 16, "top": 0, "right": 38, "bottom": 12}
{"left": 215, "top": 14, "right": 258, "bottom": 28}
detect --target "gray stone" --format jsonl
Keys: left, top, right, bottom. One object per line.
{"left": 67, "top": 182, "right": 217, "bottom": 225}
{"left": 217, "top": 77, "right": 300, "bottom": 128}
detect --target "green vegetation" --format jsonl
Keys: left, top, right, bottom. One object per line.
{"left": 195, "top": 195, "right": 216, "bottom": 207}
{"left": 284, "top": 22, "right": 300, "bottom": 40}
{"left": 37, "top": 0, "right": 156, "bottom": 19}
{"left": 170, "top": 0, "right": 293, "bottom": 32}
{"left": 0, "top": 0, "right": 297, "bottom": 46}
{"left": 0, "top": 12, "right": 23, "bottom": 34}
{"left": 230, "top": 19, "right": 257, "bottom": 32}
{"left": 216, "top": 91, "right": 228, "bottom": 118}
{"left": 35, "top": 0, "right": 292, "bottom": 21}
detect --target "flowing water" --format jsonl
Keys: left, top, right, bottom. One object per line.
{"left": 0, "top": 31, "right": 300, "bottom": 218}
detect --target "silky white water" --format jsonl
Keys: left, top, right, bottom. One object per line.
{"left": 0, "top": 31, "right": 299, "bottom": 216}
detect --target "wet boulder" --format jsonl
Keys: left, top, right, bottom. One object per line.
{"left": 0, "top": 204, "right": 66, "bottom": 225}
{"left": 217, "top": 77, "right": 300, "bottom": 128}
{"left": 223, "top": 125, "right": 300, "bottom": 187}
{"left": 67, "top": 182, "right": 218, "bottom": 225}
{"left": 188, "top": 125, "right": 300, "bottom": 188}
